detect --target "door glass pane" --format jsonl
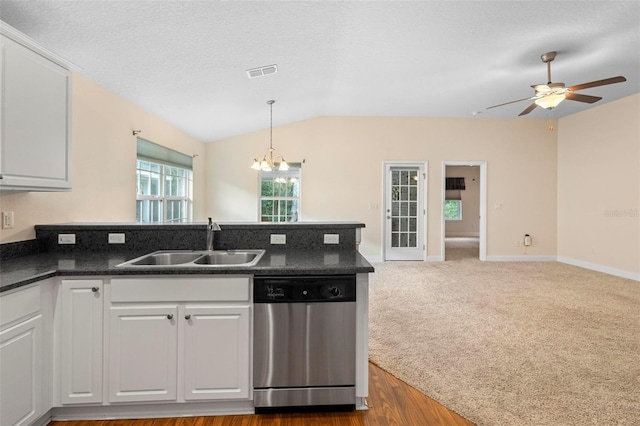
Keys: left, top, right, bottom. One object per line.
{"left": 390, "top": 168, "right": 419, "bottom": 249}
{"left": 410, "top": 171, "right": 417, "bottom": 185}
{"left": 409, "top": 201, "right": 417, "bottom": 216}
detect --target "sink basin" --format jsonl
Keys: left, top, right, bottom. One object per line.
{"left": 130, "top": 252, "right": 203, "bottom": 266}
{"left": 193, "top": 251, "right": 259, "bottom": 265}
{"left": 116, "top": 250, "right": 265, "bottom": 268}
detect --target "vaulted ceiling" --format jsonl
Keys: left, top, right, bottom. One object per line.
{"left": 1, "top": 1, "right": 638, "bottom": 142}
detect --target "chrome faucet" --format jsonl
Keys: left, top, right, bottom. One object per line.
{"left": 207, "top": 217, "right": 221, "bottom": 251}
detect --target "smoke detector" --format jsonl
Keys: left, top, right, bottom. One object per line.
{"left": 246, "top": 64, "right": 278, "bottom": 79}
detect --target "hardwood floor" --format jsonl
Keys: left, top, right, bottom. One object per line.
{"left": 50, "top": 363, "right": 474, "bottom": 426}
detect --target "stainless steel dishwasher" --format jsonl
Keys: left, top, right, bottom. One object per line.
{"left": 253, "top": 275, "right": 356, "bottom": 412}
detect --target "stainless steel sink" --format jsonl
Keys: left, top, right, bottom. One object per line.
{"left": 129, "top": 252, "right": 203, "bottom": 266}
{"left": 193, "top": 251, "right": 260, "bottom": 265}
{"left": 116, "top": 250, "right": 265, "bottom": 268}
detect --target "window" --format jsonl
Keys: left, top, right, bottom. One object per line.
{"left": 444, "top": 199, "right": 462, "bottom": 221}
{"left": 260, "top": 165, "right": 301, "bottom": 222}
{"left": 445, "top": 177, "right": 464, "bottom": 221}
{"left": 136, "top": 138, "right": 193, "bottom": 223}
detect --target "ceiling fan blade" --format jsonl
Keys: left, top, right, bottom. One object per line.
{"left": 565, "top": 93, "right": 602, "bottom": 103}
{"left": 518, "top": 103, "right": 538, "bottom": 116}
{"left": 568, "top": 76, "right": 626, "bottom": 92}
{"left": 487, "top": 96, "right": 532, "bottom": 110}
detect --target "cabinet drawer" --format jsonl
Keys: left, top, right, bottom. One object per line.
{"left": 110, "top": 276, "right": 251, "bottom": 303}
{"left": 0, "top": 284, "right": 41, "bottom": 328}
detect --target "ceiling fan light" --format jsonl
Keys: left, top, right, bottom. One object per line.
{"left": 535, "top": 93, "right": 566, "bottom": 109}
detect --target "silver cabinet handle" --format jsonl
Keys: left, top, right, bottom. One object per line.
{"left": 167, "top": 314, "right": 174, "bottom": 320}
{"left": 91, "top": 286, "right": 99, "bottom": 292}
{"left": 185, "top": 314, "right": 191, "bottom": 320}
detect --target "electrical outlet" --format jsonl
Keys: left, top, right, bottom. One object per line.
{"left": 108, "top": 233, "right": 126, "bottom": 244}
{"left": 270, "top": 234, "right": 286, "bottom": 245}
{"left": 1, "top": 211, "right": 14, "bottom": 229}
{"left": 58, "top": 234, "right": 76, "bottom": 244}
{"left": 324, "top": 234, "right": 340, "bottom": 244}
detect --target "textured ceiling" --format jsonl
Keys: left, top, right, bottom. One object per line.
{"left": 1, "top": 1, "right": 638, "bottom": 142}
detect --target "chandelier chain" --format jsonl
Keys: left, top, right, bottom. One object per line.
{"left": 251, "top": 99, "right": 289, "bottom": 172}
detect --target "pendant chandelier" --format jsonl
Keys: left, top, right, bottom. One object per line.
{"left": 251, "top": 100, "right": 289, "bottom": 171}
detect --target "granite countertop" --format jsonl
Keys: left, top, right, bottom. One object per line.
{"left": 0, "top": 249, "right": 375, "bottom": 293}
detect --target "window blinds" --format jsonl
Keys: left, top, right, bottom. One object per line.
{"left": 445, "top": 177, "right": 465, "bottom": 190}
{"left": 136, "top": 137, "right": 193, "bottom": 170}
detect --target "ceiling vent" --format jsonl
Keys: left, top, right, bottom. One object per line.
{"left": 246, "top": 64, "right": 278, "bottom": 79}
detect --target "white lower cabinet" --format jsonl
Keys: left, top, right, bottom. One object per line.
{"left": 108, "top": 305, "right": 179, "bottom": 402}
{"left": 108, "top": 276, "right": 252, "bottom": 404}
{"left": 182, "top": 305, "right": 250, "bottom": 400}
{"left": 59, "top": 280, "right": 103, "bottom": 405}
{"left": 0, "top": 285, "right": 43, "bottom": 426}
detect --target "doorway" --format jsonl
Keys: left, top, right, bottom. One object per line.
{"left": 383, "top": 162, "right": 427, "bottom": 261}
{"left": 441, "top": 161, "right": 487, "bottom": 261}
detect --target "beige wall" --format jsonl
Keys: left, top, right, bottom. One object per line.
{"left": 6, "top": 73, "right": 632, "bottom": 275}
{"left": 445, "top": 166, "right": 480, "bottom": 237}
{"left": 557, "top": 94, "right": 640, "bottom": 277}
{"left": 206, "top": 116, "right": 558, "bottom": 260}
{"left": 0, "top": 73, "right": 206, "bottom": 243}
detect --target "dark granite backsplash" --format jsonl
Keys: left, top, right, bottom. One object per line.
{"left": 36, "top": 228, "right": 207, "bottom": 253}
{"left": 217, "top": 227, "right": 356, "bottom": 251}
{"left": 0, "top": 238, "right": 44, "bottom": 260}
{"left": 31, "top": 222, "right": 363, "bottom": 253}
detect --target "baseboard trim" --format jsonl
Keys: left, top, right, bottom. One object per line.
{"left": 486, "top": 255, "right": 557, "bottom": 262}
{"left": 558, "top": 256, "right": 640, "bottom": 281}
{"left": 51, "top": 401, "right": 254, "bottom": 421}
{"left": 31, "top": 410, "right": 52, "bottom": 426}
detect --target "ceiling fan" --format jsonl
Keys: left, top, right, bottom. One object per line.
{"left": 487, "top": 51, "right": 627, "bottom": 116}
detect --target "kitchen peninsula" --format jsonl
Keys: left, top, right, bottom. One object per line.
{"left": 0, "top": 222, "right": 373, "bottom": 426}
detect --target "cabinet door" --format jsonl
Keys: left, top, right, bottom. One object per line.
{"left": 0, "top": 34, "right": 71, "bottom": 190}
{"left": 0, "top": 315, "right": 42, "bottom": 426}
{"left": 108, "top": 305, "right": 178, "bottom": 403}
{"left": 183, "top": 305, "right": 250, "bottom": 400}
{"left": 59, "top": 280, "right": 103, "bottom": 404}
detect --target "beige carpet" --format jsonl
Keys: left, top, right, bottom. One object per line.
{"left": 368, "top": 239, "right": 640, "bottom": 425}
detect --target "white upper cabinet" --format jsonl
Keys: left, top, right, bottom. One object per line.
{"left": 0, "top": 22, "right": 78, "bottom": 191}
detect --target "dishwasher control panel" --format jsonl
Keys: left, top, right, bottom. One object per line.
{"left": 254, "top": 275, "right": 356, "bottom": 303}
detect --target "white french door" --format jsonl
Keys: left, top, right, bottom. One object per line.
{"left": 384, "top": 162, "right": 426, "bottom": 260}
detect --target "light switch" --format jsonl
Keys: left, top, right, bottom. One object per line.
{"left": 270, "top": 234, "right": 286, "bottom": 245}
{"left": 108, "top": 233, "right": 126, "bottom": 244}
{"left": 1, "top": 211, "right": 14, "bottom": 229}
{"left": 58, "top": 234, "right": 76, "bottom": 244}
{"left": 324, "top": 234, "right": 340, "bottom": 244}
